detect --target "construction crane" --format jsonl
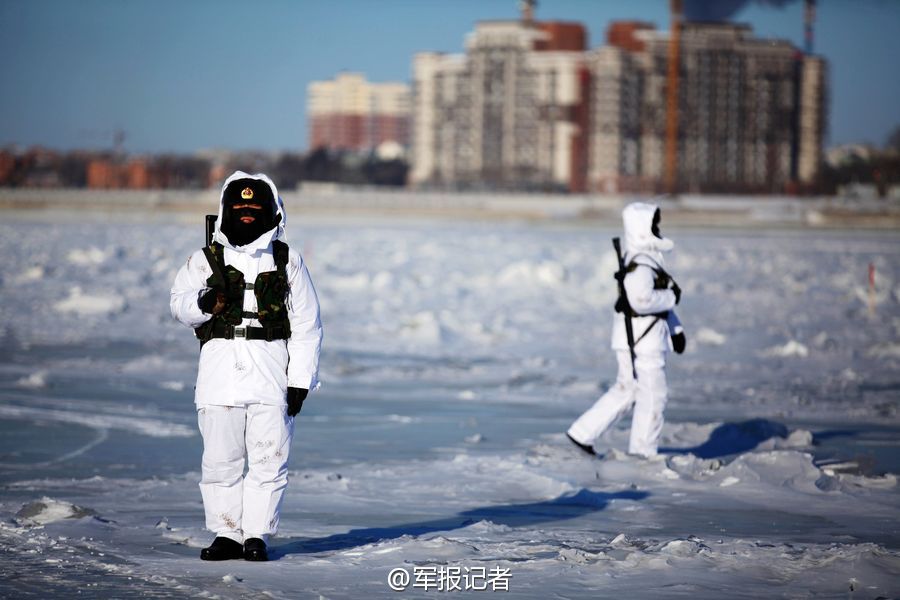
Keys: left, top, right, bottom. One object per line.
{"left": 664, "top": 0, "right": 682, "bottom": 195}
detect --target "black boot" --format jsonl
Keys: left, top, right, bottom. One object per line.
{"left": 200, "top": 536, "right": 244, "bottom": 561}
{"left": 244, "top": 537, "right": 268, "bottom": 562}
{"left": 567, "top": 433, "right": 595, "bottom": 457}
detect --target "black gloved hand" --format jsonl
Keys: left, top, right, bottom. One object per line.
{"left": 671, "top": 283, "right": 682, "bottom": 305}
{"left": 671, "top": 332, "right": 686, "bottom": 354}
{"left": 287, "top": 387, "right": 308, "bottom": 417}
{"left": 198, "top": 288, "right": 226, "bottom": 315}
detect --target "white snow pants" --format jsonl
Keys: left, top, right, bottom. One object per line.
{"left": 197, "top": 404, "right": 294, "bottom": 543}
{"left": 568, "top": 350, "right": 668, "bottom": 457}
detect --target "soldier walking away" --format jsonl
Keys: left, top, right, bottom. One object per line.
{"left": 170, "top": 171, "right": 323, "bottom": 561}
{"left": 567, "top": 202, "right": 685, "bottom": 458}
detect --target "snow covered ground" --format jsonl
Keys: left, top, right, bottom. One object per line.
{"left": 0, "top": 209, "right": 898, "bottom": 598}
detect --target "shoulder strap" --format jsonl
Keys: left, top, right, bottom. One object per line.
{"left": 628, "top": 253, "right": 668, "bottom": 277}
{"left": 268, "top": 241, "right": 292, "bottom": 334}
{"left": 628, "top": 253, "right": 662, "bottom": 272}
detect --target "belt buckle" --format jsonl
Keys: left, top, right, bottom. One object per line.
{"left": 233, "top": 326, "right": 247, "bottom": 339}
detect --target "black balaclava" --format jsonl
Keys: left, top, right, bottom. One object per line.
{"left": 651, "top": 208, "right": 662, "bottom": 239}
{"left": 220, "top": 178, "right": 278, "bottom": 247}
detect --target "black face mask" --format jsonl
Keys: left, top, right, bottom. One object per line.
{"left": 651, "top": 209, "right": 662, "bottom": 239}
{"left": 222, "top": 206, "right": 271, "bottom": 246}
{"left": 219, "top": 178, "right": 279, "bottom": 247}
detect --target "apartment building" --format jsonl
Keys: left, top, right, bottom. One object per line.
{"left": 307, "top": 73, "right": 411, "bottom": 152}
{"left": 411, "top": 20, "right": 589, "bottom": 191}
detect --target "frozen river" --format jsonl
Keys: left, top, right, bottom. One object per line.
{"left": 0, "top": 210, "right": 898, "bottom": 598}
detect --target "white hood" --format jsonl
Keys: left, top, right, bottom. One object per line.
{"left": 213, "top": 170, "right": 286, "bottom": 253}
{"left": 622, "top": 201, "right": 674, "bottom": 262}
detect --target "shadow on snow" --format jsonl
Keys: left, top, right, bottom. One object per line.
{"left": 658, "top": 418, "right": 792, "bottom": 459}
{"left": 271, "top": 488, "right": 648, "bottom": 559}
{"left": 270, "top": 420, "right": 864, "bottom": 558}
{"left": 658, "top": 418, "right": 860, "bottom": 462}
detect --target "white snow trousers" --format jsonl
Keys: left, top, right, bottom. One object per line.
{"left": 197, "top": 404, "right": 294, "bottom": 543}
{"left": 568, "top": 350, "right": 668, "bottom": 457}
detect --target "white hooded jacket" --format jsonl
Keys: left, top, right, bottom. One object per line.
{"left": 170, "top": 171, "right": 323, "bottom": 406}
{"left": 611, "top": 202, "right": 682, "bottom": 355}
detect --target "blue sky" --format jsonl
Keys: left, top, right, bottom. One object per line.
{"left": 1, "top": 0, "right": 898, "bottom": 154}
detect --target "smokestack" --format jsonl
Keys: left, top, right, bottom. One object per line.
{"left": 804, "top": 0, "right": 815, "bottom": 54}
{"left": 519, "top": 0, "right": 536, "bottom": 23}
{"left": 684, "top": 0, "right": 800, "bottom": 22}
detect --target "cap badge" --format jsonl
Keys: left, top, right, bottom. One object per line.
{"left": 241, "top": 187, "right": 254, "bottom": 200}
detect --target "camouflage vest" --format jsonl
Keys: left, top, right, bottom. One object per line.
{"left": 194, "top": 240, "right": 292, "bottom": 343}
{"left": 615, "top": 254, "right": 676, "bottom": 319}
{"left": 626, "top": 256, "right": 672, "bottom": 290}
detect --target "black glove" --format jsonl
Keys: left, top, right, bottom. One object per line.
{"left": 198, "top": 288, "right": 225, "bottom": 315}
{"left": 671, "top": 332, "right": 686, "bottom": 354}
{"left": 671, "top": 283, "right": 682, "bottom": 305}
{"left": 287, "top": 387, "right": 308, "bottom": 417}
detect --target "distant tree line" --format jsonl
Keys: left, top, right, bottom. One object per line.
{"left": 270, "top": 148, "right": 408, "bottom": 189}
{"left": 819, "top": 125, "right": 900, "bottom": 197}
{"left": 4, "top": 129, "right": 899, "bottom": 195}
{"left": 0, "top": 146, "right": 409, "bottom": 189}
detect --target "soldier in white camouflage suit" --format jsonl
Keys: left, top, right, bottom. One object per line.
{"left": 171, "top": 171, "right": 322, "bottom": 561}
{"left": 568, "top": 202, "right": 685, "bottom": 458}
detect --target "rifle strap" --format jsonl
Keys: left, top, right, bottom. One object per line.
{"left": 634, "top": 316, "right": 662, "bottom": 346}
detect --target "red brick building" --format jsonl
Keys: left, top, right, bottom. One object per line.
{"left": 307, "top": 73, "right": 410, "bottom": 152}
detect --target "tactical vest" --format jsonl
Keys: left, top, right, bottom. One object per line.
{"left": 615, "top": 254, "right": 676, "bottom": 319}
{"left": 194, "top": 241, "right": 292, "bottom": 344}
{"left": 627, "top": 257, "right": 671, "bottom": 291}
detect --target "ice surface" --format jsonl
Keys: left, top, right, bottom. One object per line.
{"left": 694, "top": 326, "right": 727, "bottom": 346}
{"left": 0, "top": 212, "right": 898, "bottom": 598}
{"left": 53, "top": 286, "right": 127, "bottom": 316}
{"left": 762, "top": 339, "right": 810, "bottom": 357}
{"left": 66, "top": 246, "right": 110, "bottom": 267}
{"left": 15, "top": 496, "right": 97, "bottom": 525}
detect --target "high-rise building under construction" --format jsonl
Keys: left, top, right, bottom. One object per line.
{"left": 409, "top": 13, "right": 827, "bottom": 194}
{"left": 411, "top": 19, "right": 589, "bottom": 191}
{"left": 590, "top": 21, "right": 827, "bottom": 193}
